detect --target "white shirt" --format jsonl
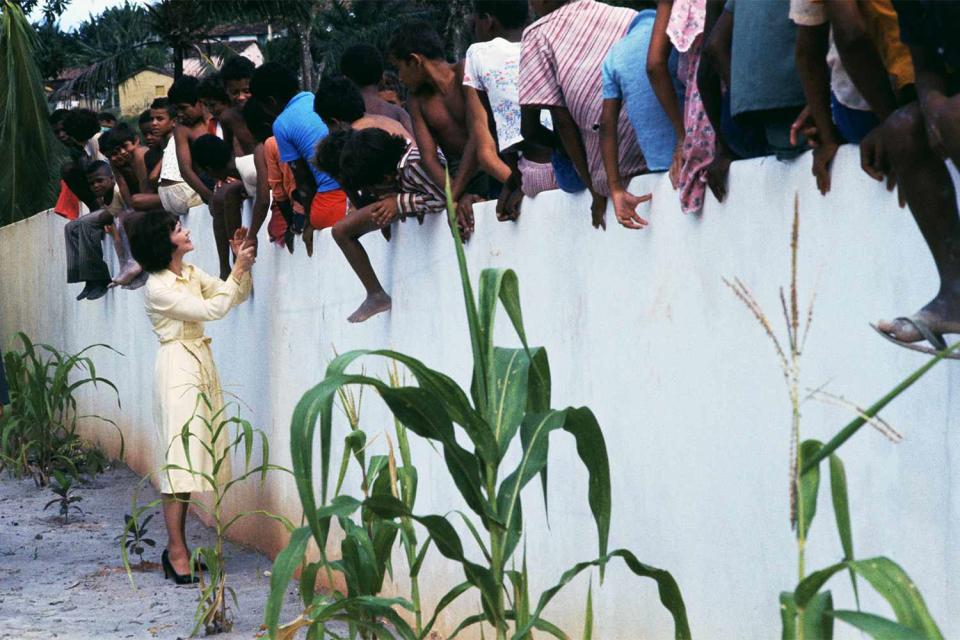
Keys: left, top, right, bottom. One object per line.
{"left": 463, "top": 38, "right": 552, "bottom": 152}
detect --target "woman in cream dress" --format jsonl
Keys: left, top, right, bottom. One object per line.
{"left": 128, "top": 210, "right": 254, "bottom": 583}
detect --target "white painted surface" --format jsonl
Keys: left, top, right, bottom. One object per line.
{"left": 2, "top": 146, "right": 958, "bottom": 638}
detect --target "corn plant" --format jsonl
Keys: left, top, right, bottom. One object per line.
{"left": 264, "top": 369, "right": 423, "bottom": 640}
{"left": 1, "top": 332, "right": 123, "bottom": 486}
{"left": 120, "top": 395, "right": 294, "bottom": 637}
{"left": 44, "top": 469, "right": 83, "bottom": 525}
{"left": 726, "top": 195, "right": 951, "bottom": 638}
{"left": 265, "top": 180, "right": 690, "bottom": 639}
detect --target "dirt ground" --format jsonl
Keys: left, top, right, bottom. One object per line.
{"left": 0, "top": 464, "right": 319, "bottom": 640}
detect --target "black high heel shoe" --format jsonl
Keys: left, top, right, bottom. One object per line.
{"left": 162, "top": 549, "right": 199, "bottom": 585}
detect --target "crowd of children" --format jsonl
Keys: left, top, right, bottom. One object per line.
{"left": 49, "top": 0, "right": 960, "bottom": 351}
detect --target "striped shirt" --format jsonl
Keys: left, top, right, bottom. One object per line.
{"left": 518, "top": 0, "right": 646, "bottom": 195}
{"left": 395, "top": 145, "right": 446, "bottom": 220}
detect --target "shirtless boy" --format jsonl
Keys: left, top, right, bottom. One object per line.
{"left": 340, "top": 44, "right": 414, "bottom": 135}
{"left": 161, "top": 76, "right": 212, "bottom": 215}
{"left": 387, "top": 22, "right": 483, "bottom": 221}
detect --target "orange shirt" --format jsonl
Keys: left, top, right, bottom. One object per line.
{"left": 264, "top": 136, "right": 303, "bottom": 214}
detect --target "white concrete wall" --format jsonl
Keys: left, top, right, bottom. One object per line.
{"left": 2, "top": 147, "right": 959, "bottom": 638}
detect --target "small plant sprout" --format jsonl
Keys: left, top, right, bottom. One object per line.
{"left": 116, "top": 510, "right": 156, "bottom": 568}
{"left": 44, "top": 470, "right": 83, "bottom": 525}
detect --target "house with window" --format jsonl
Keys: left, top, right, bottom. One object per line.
{"left": 118, "top": 67, "right": 174, "bottom": 117}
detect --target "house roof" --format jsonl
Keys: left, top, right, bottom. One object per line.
{"left": 119, "top": 66, "right": 174, "bottom": 85}
{"left": 207, "top": 22, "right": 269, "bottom": 38}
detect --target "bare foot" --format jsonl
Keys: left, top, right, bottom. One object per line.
{"left": 347, "top": 292, "right": 392, "bottom": 323}
{"left": 112, "top": 262, "right": 142, "bottom": 287}
{"left": 877, "top": 296, "right": 960, "bottom": 343}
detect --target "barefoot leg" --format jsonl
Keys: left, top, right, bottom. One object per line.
{"left": 209, "top": 186, "right": 232, "bottom": 280}
{"left": 876, "top": 103, "right": 960, "bottom": 342}
{"left": 331, "top": 206, "right": 392, "bottom": 323}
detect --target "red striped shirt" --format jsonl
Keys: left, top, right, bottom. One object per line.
{"left": 519, "top": 0, "right": 646, "bottom": 195}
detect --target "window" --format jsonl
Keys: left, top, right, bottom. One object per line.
{"left": 155, "top": 85, "right": 166, "bottom": 96}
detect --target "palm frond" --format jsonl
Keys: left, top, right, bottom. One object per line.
{"left": 0, "top": 0, "right": 58, "bottom": 225}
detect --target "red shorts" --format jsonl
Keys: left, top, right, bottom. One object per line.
{"left": 310, "top": 189, "right": 348, "bottom": 230}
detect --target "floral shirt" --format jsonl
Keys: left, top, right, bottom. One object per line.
{"left": 667, "top": 0, "right": 706, "bottom": 53}
{"left": 463, "top": 38, "right": 551, "bottom": 152}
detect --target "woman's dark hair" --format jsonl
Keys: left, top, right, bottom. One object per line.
{"left": 191, "top": 134, "right": 231, "bottom": 170}
{"left": 127, "top": 210, "right": 179, "bottom": 273}
{"left": 168, "top": 75, "right": 201, "bottom": 105}
{"left": 62, "top": 108, "right": 101, "bottom": 142}
{"left": 340, "top": 44, "right": 383, "bottom": 87}
{"left": 339, "top": 128, "right": 408, "bottom": 190}
{"left": 250, "top": 62, "right": 299, "bottom": 104}
{"left": 314, "top": 127, "right": 353, "bottom": 182}
{"left": 98, "top": 123, "right": 138, "bottom": 155}
{"left": 220, "top": 55, "right": 255, "bottom": 83}
{"left": 475, "top": 0, "right": 528, "bottom": 28}
{"left": 242, "top": 97, "right": 274, "bottom": 143}
{"left": 198, "top": 74, "right": 229, "bottom": 103}
{"left": 314, "top": 75, "right": 365, "bottom": 124}
{"left": 387, "top": 21, "right": 445, "bottom": 61}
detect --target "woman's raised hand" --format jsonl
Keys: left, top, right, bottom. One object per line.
{"left": 233, "top": 244, "right": 256, "bottom": 274}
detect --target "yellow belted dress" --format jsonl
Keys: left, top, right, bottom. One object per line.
{"left": 143, "top": 263, "right": 251, "bottom": 494}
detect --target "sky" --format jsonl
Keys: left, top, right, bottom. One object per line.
{"left": 31, "top": 0, "right": 152, "bottom": 31}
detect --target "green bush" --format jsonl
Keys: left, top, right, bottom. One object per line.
{"left": 1, "top": 332, "right": 122, "bottom": 485}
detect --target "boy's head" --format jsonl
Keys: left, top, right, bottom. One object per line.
{"left": 62, "top": 108, "right": 101, "bottom": 145}
{"left": 314, "top": 128, "right": 353, "bottom": 183}
{"left": 473, "top": 0, "right": 528, "bottom": 40}
{"left": 387, "top": 21, "right": 445, "bottom": 91}
{"left": 250, "top": 62, "right": 300, "bottom": 118}
{"left": 138, "top": 109, "right": 159, "bottom": 146}
{"left": 167, "top": 75, "right": 205, "bottom": 125}
{"left": 340, "top": 44, "right": 384, "bottom": 89}
{"left": 220, "top": 56, "right": 255, "bottom": 107}
{"left": 49, "top": 108, "right": 72, "bottom": 144}
{"left": 83, "top": 160, "right": 115, "bottom": 199}
{"left": 149, "top": 97, "right": 177, "bottom": 142}
{"left": 242, "top": 97, "right": 274, "bottom": 144}
{"left": 313, "top": 75, "right": 365, "bottom": 128}
{"left": 97, "top": 111, "right": 117, "bottom": 130}
{"left": 191, "top": 134, "right": 232, "bottom": 180}
{"left": 99, "top": 123, "right": 140, "bottom": 167}
{"left": 378, "top": 70, "right": 404, "bottom": 106}
{"left": 198, "top": 74, "right": 230, "bottom": 118}
{"left": 339, "top": 128, "right": 408, "bottom": 195}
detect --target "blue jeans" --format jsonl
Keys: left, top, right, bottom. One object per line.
{"left": 551, "top": 149, "right": 587, "bottom": 193}
{"left": 721, "top": 92, "right": 805, "bottom": 160}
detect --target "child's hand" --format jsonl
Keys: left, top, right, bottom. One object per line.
{"left": 229, "top": 226, "right": 249, "bottom": 256}
{"left": 371, "top": 196, "right": 399, "bottom": 227}
{"left": 611, "top": 188, "right": 650, "bottom": 230}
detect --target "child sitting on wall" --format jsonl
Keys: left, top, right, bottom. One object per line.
{"left": 131, "top": 98, "right": 176, "bottom": 212}
{"left": 161, "top": 76, "right": 212, "bottom": 215}
{"left": 316, "top": 128, "right": 446, "bottom": 323}
{"left": 64, "top": 161, "right": 129, "bottom": 301}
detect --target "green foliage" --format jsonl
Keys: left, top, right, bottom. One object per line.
{"left": 43, "top": 468, "right": 83, "bottom": 524}
{"left": 115, "top": 510, "right": 156, "bottom": 566}
{"left": 0, "top": 0, "right": 60, "bottom": 225}
{"left": 727, "top": 198, "right": 950, "bottom": 639}
{"left": 0, "top": 332, "right": 122, "bottom": 486}
{"left": 119, "top": 396, "right": 293, "bottom": 637}
{"left": 267, "top": 178, "right": 689, "bottom": 640}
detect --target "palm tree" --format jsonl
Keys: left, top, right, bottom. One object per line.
{"left": 0, "top": 0, "right": 60, "bottom": 226}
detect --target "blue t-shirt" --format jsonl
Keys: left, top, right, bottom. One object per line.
{"left": 272, "top": 91, "right": 339, "bottom": 193}
{"left": 601, "top": 10, "right": 682, "bottom": 172}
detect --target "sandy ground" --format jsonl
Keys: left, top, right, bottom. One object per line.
{"left": 0, "top": 464, "right": 317, "bottom": 640}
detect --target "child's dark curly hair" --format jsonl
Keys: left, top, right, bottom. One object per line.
{"left": 338, "top": 128, "right": 409, "bottom": 191}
